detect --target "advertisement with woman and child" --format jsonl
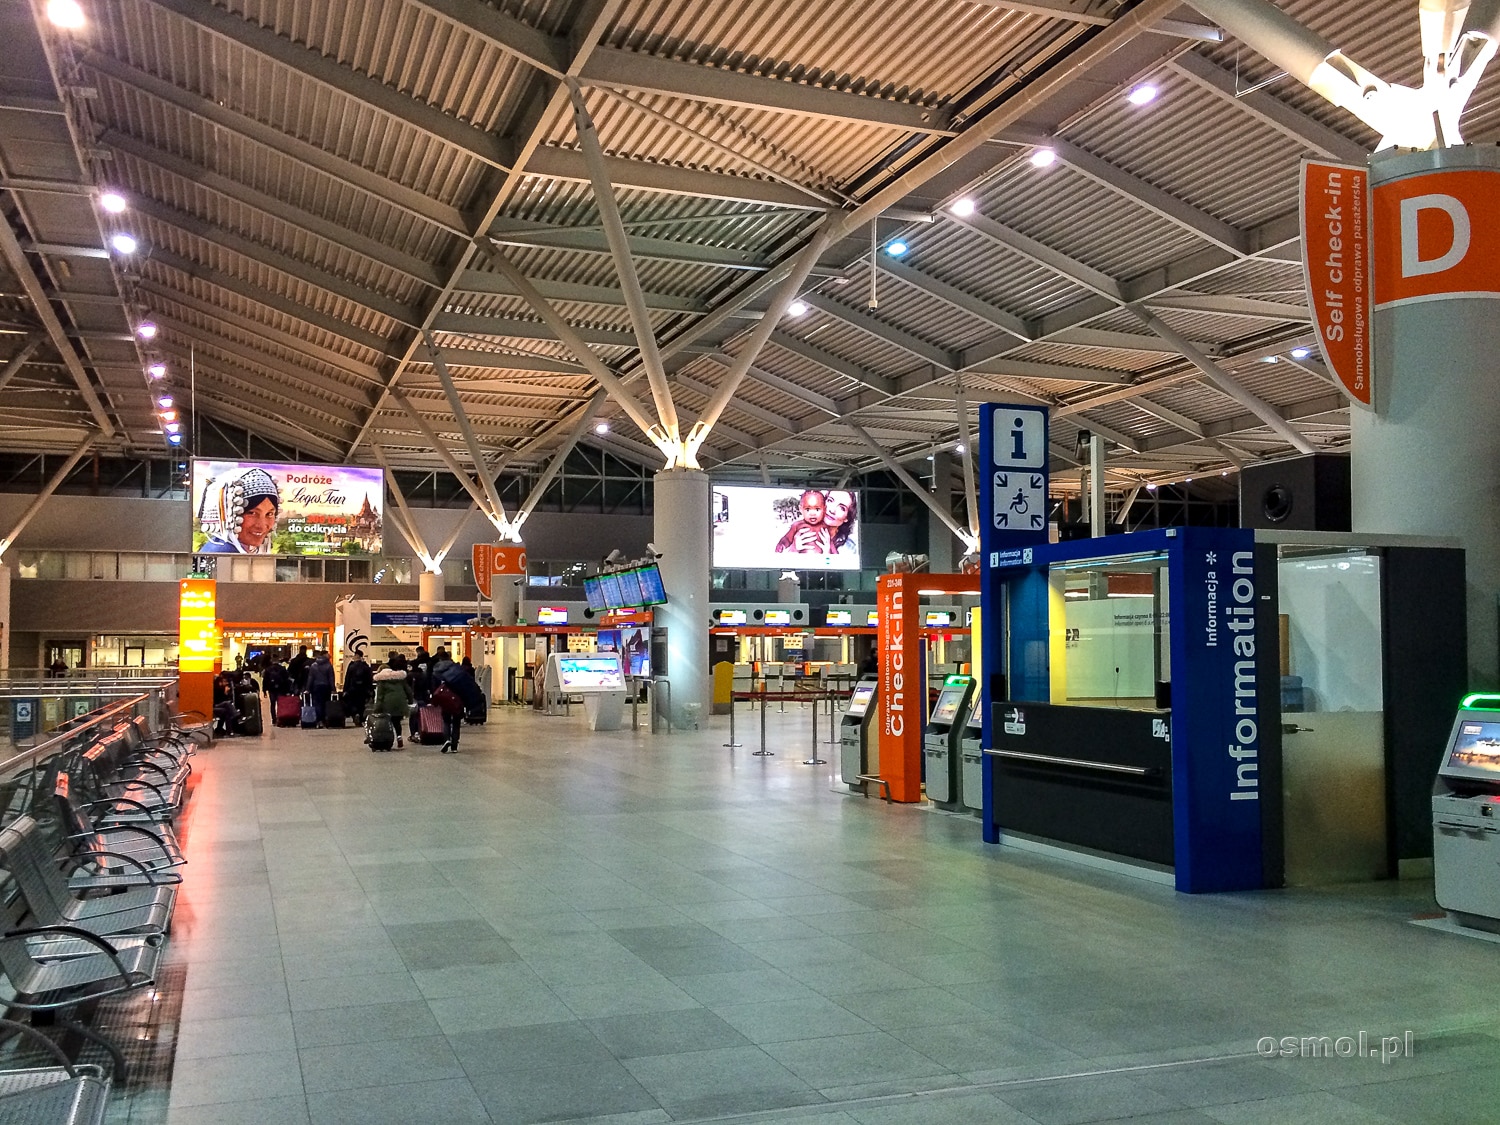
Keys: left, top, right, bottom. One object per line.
{"left": 711, "top": 485, "right": 860, "bottom": 570}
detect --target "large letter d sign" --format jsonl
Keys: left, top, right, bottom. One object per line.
{"left": 1401, "top": 194, "right": 1471, "bottom": 278}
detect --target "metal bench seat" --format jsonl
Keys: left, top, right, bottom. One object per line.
{"left": 67, "top": 743, "right": 178, "bottom": 826}
{"left": 51, "top": 766, "right": 185, "bottom": 885}
{"left": 0, "top": 1019, "right": 110, "bottom": 1125}
{"left": 0, "top": 819, "right": 173, "bottom": 940}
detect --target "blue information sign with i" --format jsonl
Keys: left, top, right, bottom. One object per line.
{"left": 979, "top": 403, "right": 1049, "bottom": 559}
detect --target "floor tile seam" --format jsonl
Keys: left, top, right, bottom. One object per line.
{"left": 173, "top": 760, "right": 312, "bottom": 1113}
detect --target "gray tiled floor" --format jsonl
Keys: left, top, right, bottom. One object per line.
{"left": 144, "top": 706, "right": 1500, "bottom": 1125}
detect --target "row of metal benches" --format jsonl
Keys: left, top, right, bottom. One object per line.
{"left": 0, "top": 713, "right": 205, "bottom": 1123}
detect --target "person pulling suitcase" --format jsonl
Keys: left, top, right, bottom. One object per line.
{"left": 370, "top": 656, "right": 413, "bottom": 750}
{"left": 434, "top": 659, "right": 483, "bottom": 754}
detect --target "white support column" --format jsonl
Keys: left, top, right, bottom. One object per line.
{"left": 653, "top": 468, "right": 712, "bottom": 728}
{"left": 424, "top": 333, "right": 512, "bottom": 527}
{"left": 1089, "top": 433, "right": 1106, "bottom": 538}
{"left": 419, "top": 570, "right": 446, "bottom": 612}
{"left": 1354, "top": 145, "right": 1500, "bottom": 686}
{"left": 928, "top": 452, "right": 956, "bottom": 573}
{"left": 0, "top": 563, "right": 10, "bottom": 672}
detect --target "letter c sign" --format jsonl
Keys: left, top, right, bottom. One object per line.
{"left": 1400, "top": 194, "right": 1470, "bottom": 278}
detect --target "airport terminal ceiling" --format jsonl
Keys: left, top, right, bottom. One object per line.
{"left": 0, "top": 0, "right": 1483, "bottom": 504}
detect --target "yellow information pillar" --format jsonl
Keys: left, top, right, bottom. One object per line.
{"left": 178, "top": 578, "right": 219, "bottom": 721}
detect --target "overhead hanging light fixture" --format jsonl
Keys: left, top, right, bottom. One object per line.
{"left": 99, "top": 192, "right": 128, "bottom": 214}
{"left": 109, "top": 233, "right": 138, "bottom": 255}
{"left": 45, "top": 0, "right": 85, "bottom": 29}
{"left": 135, "top": 322, "right": 157, "bottom": 340}
{"left": 147, "top": 363, "right": 166, "bottom": 379}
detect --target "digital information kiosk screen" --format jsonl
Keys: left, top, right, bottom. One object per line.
{"left": 931, "top": 690, "right": 965, "bottom": 724}
{"left": 1445, "top": 718, "right": 1500, "bottom": 781}
{"left": 848, "top": 683, "right": 875, "bottom": 715}
{"left": 556, "top": 654, "right": 625, "bottom": 690}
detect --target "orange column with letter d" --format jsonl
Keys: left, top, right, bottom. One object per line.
{"left": 178, "top": 578, "right": 218, "bottom": 721}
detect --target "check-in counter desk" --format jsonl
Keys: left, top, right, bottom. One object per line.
{"left": 988, "top": 701, "right": 1173, "bottom": 866}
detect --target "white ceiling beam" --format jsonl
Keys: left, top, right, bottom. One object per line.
{"left": 678, "top": 368, "right": 806, "bottom": 435}
{"left": 430, "top": 314, "right": 636, "bottom": 348}
{"left": 800, "top": 293, "right": 958, "bottom": 370}
{"left": 139, "top": 0, "right": 515, "bottom": 168}
{"left": 1145, "top": 293, "right": 1310, "bottom": 321}
{"left": 148, "top": 249, "right": 394, "bottom": 357}
{"left": 415, "top": 349, "right": 586, "bottom": 376}
{"left": 135, "top": 197, "right": 423, "bottom": 328}
{"left": 1129, "top": 396, "right": 1205, "bottom": 438}
{"left": 453, "top": 270, "right": 705, "bottom": 313}
{"left": 964, "top": 356, "right": 1134, "bottom": 384}
{"left": 768, "top": 331, "right": 897, "bottom": 395}
{"left": 998, "top": 130, "right": 1249, "bottom": 254}
{"left": 0, "top": 214, "right": 114, "bottom": 437}
{"left": 487, "top": 220, "right": 805, "bottom": 273}
{"left": 1169, "top": 53, "right": 1369, "bottom": 164}
{"left": 577, "top": 48, "right": 953, "bottom": 134}
{"left": 523, "top": 145, "right": 828, "bottom": 210}
{"left": 876, "top": 258, "right": 1035, "bottom": 341}
{"left": 947, "top": 212, "right": 1124, "bottom": 301}
{"left": 708, "top": 351, "right": 840, "bottom": 416}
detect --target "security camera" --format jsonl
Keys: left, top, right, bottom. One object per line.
{"left": 646, "top": 542, "right": 661, "bottom": 558}
{"left": 606, "top": 548, "right": 625, "bottom": 564}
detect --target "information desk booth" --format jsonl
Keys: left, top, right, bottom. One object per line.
{"left": 545, "top": 651, "right": 628, "bottom": 731}
{"left": 980, "top": 527, "right": 1466, "bottom": 893}
{"left": 1433, "top": 695, "right": 1500, "bottom": 932}
{"left": 923, "top": 675, "right": 974, "bottom": 807}
{"left": 839, "top": 679, "right": 880, "bottom": 789}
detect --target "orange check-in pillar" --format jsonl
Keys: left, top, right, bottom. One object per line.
{"left": 178, "top": 578, "right": 219, "bottom": 720}
{"left": 875, "top": 572, "right": 978, "bottom": 802}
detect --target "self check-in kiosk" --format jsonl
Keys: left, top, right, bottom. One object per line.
{"left": 959, "top": 701, "right": 984, "bottom": 814}
{"left": 1433, "top": 696, "right": 1500, "bottom": 931}
{"left": 840, "top": 679, "right": 880, "bottom": 789}
{"left": 923, "top": 674, "right": 974, "bottom": 806}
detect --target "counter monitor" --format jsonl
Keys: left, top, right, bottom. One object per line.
{"left": 765, "top": 609, "right": 791, "bottom": 625}
{"left": 866, "top": 610, "right": 880, "bottom": 626}
{"left": 536, "top": 606, "right": 567, "bottom": 625}
{"left": 826, "top": 609, "right": 852, "bottom": 626}
{"left": 925, "top": 610, "right": 955, "bottom": 627}
{"left": 718, "top": 609, "right": 747, "bottom": 625}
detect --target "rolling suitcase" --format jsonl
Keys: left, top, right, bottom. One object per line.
{"left": 324, "top": 693, "right": 346, "bottom": 729}
{"left": 275, "top": 695, "right": 301, "bottom": 727}
{"left": 464, "top": 688, "right": 487, "bottom": 725}
{"left": 416, "top": 704, "right": 446, "bottom": 745}
{"left": 366, "top": 712, "right": 396, "bottom": 751}
{"left": 237, "top": 695, "right": 263, "bottom": 736}
{"left": 300, "top": 692, "right": 318, "bottom": 729}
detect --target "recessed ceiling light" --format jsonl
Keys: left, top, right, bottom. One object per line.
{"left": 1290, "top": 347, "right": 1311, "bottom": 359}
{"left": 147, "top": 363, "right": 166, "bottom": 378}
{"left": 99, "top": 192, "right": 127, "bottom": 214}
{"left": 167, "top": 434, "right": 182, "bottom": 444}
{"left": 1128, "top": 84, "right": 1158, "bottom": 106}
{"left": 136, "top": 322, "right": 157, "bottom": 340}
{"left": 949, "top": 198, "right": 976, "bottom": 217}
{"left": 45, "top": 0, "right": 85, "bottom": 29}
{"left": 1146, "top": 482, "right": 1157, "bottom": 491}
{"left": 594, "top": 421, "right": 610, "bottom": 434}
{"left": 787, "top": 300, "right": 809, "bottom": 317}
{"left": 886, "top": 240, "right": 908, "bottom": 257}
{"left": 1262, "top": 355, "right": 1279, "bottom": 363}
{"left": 160, "top": 409, "right": 177, "bottom": 422}
{"left": 110, "top": 233, "right": 138, "bottom": 254}
{"left": 156, "top": 395, "right": 173, "bottom": 409}
{"left": 1185, "top": 477, "right": 1193, "bottom": 483}
{"left": 164, "top": 422, "right": 181, "bottom": 433}
{"left": 954, "top": 443, "right": 966, "bottom": 454}
{"left": 1029, "top": 148, "right": 1057, "bottom": 168}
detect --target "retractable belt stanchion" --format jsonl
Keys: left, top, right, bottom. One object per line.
{"left": 803, "top": 691, "right": 826, "bottom": 765}
{"left": 754, "top": 689, "right": 773, "bottom": 756}
{"left": 824, "top": 691, "right": 839, "bottom": 745}
{"left": 724, "top": 689, "right": 742, "bottom": 749}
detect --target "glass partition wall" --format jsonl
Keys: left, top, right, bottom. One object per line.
{"left": 1048, "top": 550, "right": 1169, "bottom": 710}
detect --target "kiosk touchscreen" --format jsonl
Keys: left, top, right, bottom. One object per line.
{"left": 839, "top": 679, "right": 880, "bottom": 789}
{"left": 546, "top": 652, "right": 628, "bottom": 731}
{"left": 923, "top": 674, "right": 975, "bottom": 806}
{"left": 959, "top": 697, "right": 984, "bottom": 814}
{"left": 1433, "top": 698, "right": 1500, "bottom": 930}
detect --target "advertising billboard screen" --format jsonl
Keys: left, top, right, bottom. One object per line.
{"left": 192, "top": 460, "right": 383, "bottom": 557}
{"left": 712, "top": 486, "right": 859, "bottom": 570}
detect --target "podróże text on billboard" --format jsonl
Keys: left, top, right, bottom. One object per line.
{"left": 191, "top": 460, "right": 384, "bottom": 557}
{"left": 712, "top": 485, "right": 860, "bottom": 570}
